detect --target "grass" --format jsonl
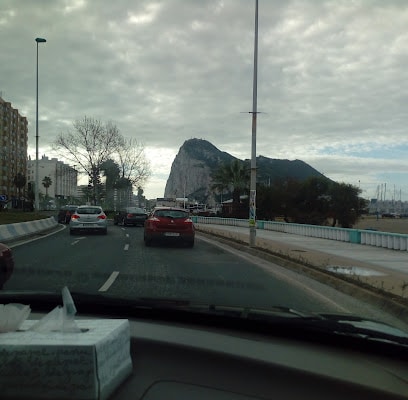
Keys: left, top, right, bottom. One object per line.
{"left": 0, "top": 211, "right": 53, "bottom": 225}
{"left": 0, "top": 209, "right": 114, "bottom": 225}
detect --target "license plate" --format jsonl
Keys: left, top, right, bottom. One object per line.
{"left": 164, "top": 232, "right": 180, "bottom": 237}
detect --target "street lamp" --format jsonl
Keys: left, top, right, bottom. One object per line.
{"left": 35, "top": 37, "right": 46, "bottom": 211}
{"left": 249, "top": 0, "right": 258, "bottom": 247}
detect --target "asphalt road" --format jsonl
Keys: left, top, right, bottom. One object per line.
{"left": 4, "top": 222, "right": 407, "bottom": 329}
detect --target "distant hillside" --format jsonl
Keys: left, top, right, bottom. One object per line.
{"left": 164, "top": 138, "right": 329, "bottom": 204}
{"left": 255, "top": 155, "right": 327, "bottom": 186}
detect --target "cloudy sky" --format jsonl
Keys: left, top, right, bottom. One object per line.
{"left": 2, "top": 0, "right": 408, "bottom": 200}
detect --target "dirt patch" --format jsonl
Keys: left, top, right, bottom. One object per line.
{"left": 353, "top": 216, "right": 408, "bottom": 234}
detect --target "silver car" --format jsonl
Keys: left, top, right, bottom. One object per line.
{"left": 69, "top": 205, "right": 108, "bottom": 235}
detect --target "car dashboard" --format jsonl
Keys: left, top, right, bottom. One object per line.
{"left": 115, "top": 319, "right": 408, "bottom": 400}
{"left": 3, "top": 307, "right": 408, "bottom": 400}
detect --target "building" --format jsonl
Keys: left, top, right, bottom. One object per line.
{"left": 27, "top": 156, "right": 78, "bottom": 201}
{"left": 0, "top": 96, "right": 28, "bottom": 201}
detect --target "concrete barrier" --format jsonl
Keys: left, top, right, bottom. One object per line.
{"left": 0, "top": 217, "right": 57, "bottom": 243}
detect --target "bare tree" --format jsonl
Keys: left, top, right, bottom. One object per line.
{"left": 54, "top": 116, "right": 123, "bottom": 172}
{"left": 54, "top": 117, "right": 151, "bottom": 205}
{"left": 54, "top": 116, "right": 124, "bottom": 204}
{"left": 116, "top": 138, "right": 151, "bottom": 188}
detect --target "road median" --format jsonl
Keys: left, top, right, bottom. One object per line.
{"left": 0, "top": 217, "right": 58, "bottom": 244}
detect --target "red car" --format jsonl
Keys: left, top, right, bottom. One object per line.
{"left": 0, "top": 243, "right": 14, "bottom": 289}
{"left": 144, "top": 207, "right": 195, "bottom": 247}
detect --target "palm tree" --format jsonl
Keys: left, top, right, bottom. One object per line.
{"left": 13, "top": 172, "right": 26, "bottom": 200}
{"left": 212, "top": 159, "right": 249, "bottom": 208}
{"left": 42, "top": 176, "right": 52, "bottom": 198}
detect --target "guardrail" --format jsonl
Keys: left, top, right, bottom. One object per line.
{"left": 192, "top": 216, "right": 408, "bottom": 252}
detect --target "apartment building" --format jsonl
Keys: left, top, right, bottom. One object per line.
{"left": 0, "top": 96, "right": 28, "bottom": 200}
{"left": 27, "top": 156, "right": 78, "bottom": 200}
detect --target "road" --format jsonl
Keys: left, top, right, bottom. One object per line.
{"left": 4, "top": 222, "right": 406, "bottom": 329}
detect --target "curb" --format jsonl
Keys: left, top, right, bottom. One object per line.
{"left": 0, "top": 217, "right": 58, "bottom": 243}
{"left": 196, "top": 226, "right": 408, "bottom": 324}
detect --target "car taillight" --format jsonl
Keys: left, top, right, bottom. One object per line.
{"left": 98, "top": 215, "right": 106, "bottom": 219}
{"left": 184, "top": 218, "right": 193, "bottom": 223}
{"left": 1, "top": 249, "right": 12, "bottom": 258}
{"left": 71, "top": 215, "right": 80, "bottom": 220}
{"left": 149, "top": 217, "right": 160, "bottom": 222}
{"left": 127, "top": 214, "right": 133, "bottom": 218}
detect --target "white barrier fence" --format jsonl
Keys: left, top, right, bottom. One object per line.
{"left": 0, "top": 217, "right": 57, "bottom": 242}
{"left": 360, "top": 230, "right": 408, "bottom": 251}
{"left": 261, "top": 220, "right": 352, "bottom": 242}
{"left": 193, "top": 216, "right": 408, "bottom": 252}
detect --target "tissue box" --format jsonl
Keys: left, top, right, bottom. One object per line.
{"left": 0, "top": 319, "right": 133, "bottom": 400}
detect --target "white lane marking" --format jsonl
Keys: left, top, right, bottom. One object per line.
{"left": 71, "top": 237, "right": 86, "bottom": 245}
{"left": 99, "top": 271, "right": 120, "bottom": 292}
{"left": 10, "top": 224, "right": 66, "bottom": 248}
{"left": 124, "top": 244, "right": 129, "bottom": 251}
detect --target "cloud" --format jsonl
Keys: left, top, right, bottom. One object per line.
{"left": 2, "top": 0, "right": 408, "bottom": 199}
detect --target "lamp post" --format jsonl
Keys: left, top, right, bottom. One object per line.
{"left": 249, "top": 0, "right": 258, "bottom": 247}
{"left": 35, "top": 37, "right": 46, "bottom": 211}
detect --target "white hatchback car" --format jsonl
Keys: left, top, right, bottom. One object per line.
{"left": 69, "top": 205, "right": 108, "bottom": 235}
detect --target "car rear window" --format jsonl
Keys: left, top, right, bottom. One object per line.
{"left": 154, "top": 210, "right": 189, "bottom": 219}
{"left": 77, "top": 207, "right": 102, "bottom": 215}
{"left": 127, "top": 208, "right": 145, "bottom": 213}
{"left": 60, "top": 206, "right": 77, "bottom": 212}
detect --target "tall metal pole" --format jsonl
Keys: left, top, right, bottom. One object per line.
{"left": 35, "top": 37, "right": 46, "bottom": 211}
{"left": 249, "top": 0, "right": 258, "bottom": 247}
{"left": 35, "top": 41, "right": 39, "bottom": 211}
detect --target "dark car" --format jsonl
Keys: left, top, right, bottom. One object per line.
{"left": 57, "top": 205, "right": 78, "bottom": 224}
{"left": 114, "top": 207, "right": 148, "bottom": 227}
{"left": 144, "top": 207, "right": 195, "bottom": 247}
{"left": 0, "top": 243, "right": 14, "bottom": 289}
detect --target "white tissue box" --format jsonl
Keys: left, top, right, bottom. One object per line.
{"left": 0, "top": 319, "right": 133, "bottom": 400}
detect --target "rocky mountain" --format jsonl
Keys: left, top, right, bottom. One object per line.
{"left": 164, "top": 138, "right": 328, "bottom": 205}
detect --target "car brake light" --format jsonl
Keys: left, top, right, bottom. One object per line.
{"left": 149, "top": 216, "right": 160, "bottom": 222}
{"left": 1, "top": 249, "right": 12, "bottom": 258}
{"left": 71, "top": 215, "right": 80, "bottom": 220}
{"left": 184, "top": 218, "right": 193, "bottom": 223}
{"left": 98, "top": 215, "right": 106, "bottom": 219}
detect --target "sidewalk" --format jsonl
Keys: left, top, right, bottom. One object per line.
{"left": 195, "top": 223, "right": 408, "bottom": 303}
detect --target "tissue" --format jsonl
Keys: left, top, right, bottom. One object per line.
{"left": 30, "top": 286, "right": 81, "bottom": 333}
{"left": 0, "top": 303, "right": 31, "bottom": 333}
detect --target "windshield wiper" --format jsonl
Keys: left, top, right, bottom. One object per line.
{"left": 197, "top": 305, "right": 408, "bottom": 347}
{"left": 117, "top": 298, "right": 408, "bottom": 347}
{"left": 1, "top": 291, "right": 407, "bottom": 348}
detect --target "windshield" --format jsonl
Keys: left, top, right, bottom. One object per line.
{"left": 1, "top": 0, "right": 408, "bottom": 345}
